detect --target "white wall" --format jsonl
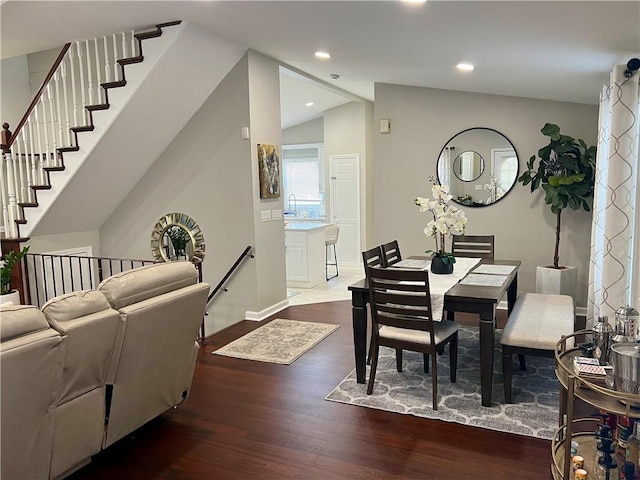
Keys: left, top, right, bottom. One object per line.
{"left": 99, "top": 54, "right": 258, "bottom": 334}
{"left": 0, "top": 54, "right": 32, "bottom": 131}
{"left": 374, "top": 84, "right": 598, "bottom": 308}
{"left": 247, "top": 50, "right": 286, "bottom": 310}
{"left": 324, "top": 101, "right": 373, "bottom": 249}
{"left": 282, "top": 117, "right": 323, "bottom": 145}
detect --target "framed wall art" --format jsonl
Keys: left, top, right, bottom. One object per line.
{"left": 257, "top": 144, "right": 280, "bottom": 199}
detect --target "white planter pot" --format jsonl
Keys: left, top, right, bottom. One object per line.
{"left": 536, "top": 265, "right": 578, "bottom": 299}
{"left": 0, "top": 290, "right": 21, "bottom": 305}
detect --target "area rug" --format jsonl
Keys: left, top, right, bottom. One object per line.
{"left": 325, "top": 325, "right": 559, "bottom": 439}
{"left": 213, "top": 319, "right": 339, "bottom": 365}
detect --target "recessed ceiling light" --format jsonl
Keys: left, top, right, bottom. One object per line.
{"left": 456, "top": 63, "right": 475, "bottom": 72}
{"left": 401, "top": 0, "right": 427, "bottom": 3}
{"left": 315, "top": 51, "right": 331, "bottom": 59}
{"left": 305, "top": 102, "right": 315, "bottom": 107}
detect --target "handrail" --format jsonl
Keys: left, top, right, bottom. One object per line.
{"left": 24, "top": 252, "right": 156, "bottom": 306}
{"left": 207, "top": 246, "right": 254, "bottom": 304}
{"left": 5, "top": 43, "right": 71, "bottom": 150}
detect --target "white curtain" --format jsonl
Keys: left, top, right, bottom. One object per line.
{"left": 587, "top": 64, "right": 640, "bottom": 325}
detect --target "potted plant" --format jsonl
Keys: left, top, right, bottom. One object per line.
{"left": 1, "top": 245, "right": 29, "bottom": 305}
{"left": 414, "top": 180, "right": 467, "bottom": 274}
{"left": 517, "top": 123, "right": 596, "bottom": 296}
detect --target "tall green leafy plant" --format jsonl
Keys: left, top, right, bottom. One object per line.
{"left": 518, "top": 123, "right": 596, "bottom": 269}
{"left": 1, "top": 246, "right": 29, "bottom": 295}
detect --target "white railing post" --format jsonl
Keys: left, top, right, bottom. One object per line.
{"left": 60, "top": 58, "right": 72, "bottom": 146}
{"left": 76, "top": 41, "right": 87, "bottom": 126}
{"left": 53, "top": 71, "right": 64, "bottom": 156}
{"left": 3, "top": 151, "right": 19, "bottom": 237}
{"left": 112, "top": 34, "right": 119, "bottom": 81}
{"left": 85, "top": 40, "right": 94, "bottom": 107}
{"left": 93, "top": 38, "right": 103, "bottom": 104}
{"left": 121, "top": 32, "right": 127, "bottom": 59}
{"left": 130, "top": 30, "right": 136, "bottom": 57}
{"left": 0, "top": 153, "right": 9, "bottom": 235}
{"left": 68, "top": 44, "right": 79, "bottom": 130}
{"left": 103, "top": 36, "right": 111, "bottom": 83}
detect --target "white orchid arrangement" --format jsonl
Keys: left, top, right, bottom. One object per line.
{"left": 414, "top": 181, "right": 467, "bottom": 265}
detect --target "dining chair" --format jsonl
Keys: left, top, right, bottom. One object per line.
{"left": 325, "top": 224, "right": 340, "bottom": 280}
{"left": 381, "top": 240, "right": 402, "bottom": 267}
{"left": 451, "top": 235, "right": 495, "bottom": 260}
{"left": 366, "top": 266, "right": 459, "bottom": 410}
{"left": 362, "top": 246, "right": 386, "bottom": 365}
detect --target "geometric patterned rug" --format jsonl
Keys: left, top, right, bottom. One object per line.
{"left": 212, "top": 318, "right": 340, "bottom": 365}
{"left": 325, "top": 325, "right": 558, "bottom": 439}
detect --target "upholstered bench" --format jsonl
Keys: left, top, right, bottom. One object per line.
{"left": 501, "top": 293, "right": 575, "bottom": 403}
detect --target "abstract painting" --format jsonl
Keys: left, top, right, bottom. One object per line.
{"left": 258, "top": 144, "right": 280, "bottom": 199}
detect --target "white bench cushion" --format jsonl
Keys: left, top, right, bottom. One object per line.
{"left": 501, "top": 293, "right": 574, "bottom": 350}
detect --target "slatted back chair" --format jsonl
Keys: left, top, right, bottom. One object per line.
{"left": 362, "top": 246, "right": 385, "bottom": 275}
{"left": 381, "top": 240, "right": 402, "bottom": 267}
{"left": 366, "top": 266, "right": 459, "bottom": 410}
{"left": 451, "top": 235, "right": 495, "bottom": 260}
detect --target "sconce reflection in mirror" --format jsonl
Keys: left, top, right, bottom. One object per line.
{"left": 437, "top": 127, "right": 519, "bottom": 207}
{"left": 151, "top": 212, "right": 206, "bottom": 263}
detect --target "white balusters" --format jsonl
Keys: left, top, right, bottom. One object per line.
{"left": 121, "top": 32, "right": 127, "bottom": 60}
{"left": 2, "top": 152, "right": 19, "bottom": 237}
{"left": 68, "top": 43, "right": 79, "bottom": 129}
{"left": 53, "top": 71, "right": 64, "bottom": 152}
{"left": 1, "top": 25, "right": 156, "bottom": 238}
{"left": 60, "top": 58, "right": 72, "bottom": 146}
{"left": 85, "top": 40, "right": 94, "bottom": 107}
{"left": 112, "top": 34, "right": 119, "bottom": 81}
{"left": 76, "top": 41, "right": 87, "bottom": 126}
{"left": 94, "top": 38, "right": 103, "bottom": 104}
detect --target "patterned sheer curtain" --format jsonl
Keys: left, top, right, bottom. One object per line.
{"left": 587, "top": 64, "right": 640, "bottom": 326}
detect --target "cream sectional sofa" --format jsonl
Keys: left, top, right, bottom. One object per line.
{"left": 0, "top": 261, "right": 210, "bottom": 480}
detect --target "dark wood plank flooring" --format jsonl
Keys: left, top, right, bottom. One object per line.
{"left": 70, "top": 300, "right": 553, "bottom": 480}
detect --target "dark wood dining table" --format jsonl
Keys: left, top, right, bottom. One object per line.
{"left": 348, "top": 258, "right": 521, "bottom": 407}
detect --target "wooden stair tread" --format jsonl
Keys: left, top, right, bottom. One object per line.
{"left": 18, "top": 202, "right": 38, "bottom": 208}
{"left": 86, "top": 104, "right": 110, "bottom": 111}
{"left": 102, "top": 80, "right": 126, "bottom": 89}
{"left": 118, "top": 56, "right": 143, "bottom": 66}
{"left": 44, "top": 166, "right": 65, "bottom": 172}
{"left": 31, "top": 185, "right": 51, "bottom": 190}
{"left": 57, "top": 146, "right": 79, "bottom": 152}
{"left": 71, "top": 126, "right": 94, "bottom": 133}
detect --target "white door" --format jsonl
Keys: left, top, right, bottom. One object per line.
{"left": 329, "top": 154, "right": 360, "bottom": 267}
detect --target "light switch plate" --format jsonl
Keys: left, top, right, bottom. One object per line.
{"left": 271, "top": 209, "right": 282, "bottom": 220}
{"left": 260, "top": 210, "right": 272, "bottom": 222}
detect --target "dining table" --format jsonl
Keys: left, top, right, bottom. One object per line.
{"left": 348, "top": 257, "right": 521, "bottom": 407}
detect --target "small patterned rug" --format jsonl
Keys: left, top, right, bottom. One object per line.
{"left": 213, "top": 319, "right": 339, "bottom": 365}
{"left": 325, "top": 325, "right": 559, "bottom": 439}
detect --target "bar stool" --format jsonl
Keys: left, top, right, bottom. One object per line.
{"left": 325, "top": 224, "right": 340, "bottom": 280}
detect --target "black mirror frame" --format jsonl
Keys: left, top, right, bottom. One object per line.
{"left": 436, "top": 127, "right": 519, "bottom": 208}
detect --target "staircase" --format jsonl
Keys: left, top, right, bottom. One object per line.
{"left": 1, "top": 20, "right": 245, "bottom": 241}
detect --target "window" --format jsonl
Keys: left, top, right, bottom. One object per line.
{"left": 282, "top": 143, "right": 325, "bottom": 219}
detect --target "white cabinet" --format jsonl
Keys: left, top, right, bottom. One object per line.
{"left": 285, "top": 225, "right": 326, "bottom": 288}
{"left": 285, "top": 239, "right": 307, "bottom": 282}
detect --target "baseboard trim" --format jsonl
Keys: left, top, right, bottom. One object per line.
{"left": 245, "top": 299, "right": 289, "bottom": 322}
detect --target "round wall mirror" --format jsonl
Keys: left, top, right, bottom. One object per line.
{"left": 150, "top": 212, "right": 205, "bottom": 263}
{"left": 452, "top": 150, "right": 485, "bottom": 182}
{"left": 436, "top": 127, "right": 519, "bottom": 207}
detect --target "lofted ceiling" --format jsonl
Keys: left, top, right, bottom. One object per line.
{"left": 2, "top": 1, "right": 639, "bottom": 128}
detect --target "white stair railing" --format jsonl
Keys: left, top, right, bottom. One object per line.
{"left": 0, "top": 29, "right": 139, "bottom": 238}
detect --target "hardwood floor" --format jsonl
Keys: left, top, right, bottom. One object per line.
{"left": 70, "top": 300, "right": 553, "bottom": 480}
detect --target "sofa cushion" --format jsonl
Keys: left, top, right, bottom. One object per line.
{"left": 0, "top": 304, "right": 51, "bottom": 341}
{"left": 42, "top": 290, "right": 111, "bottom": 330}
{"left": 98, "top": 262, "right": 198, "bottom": 310}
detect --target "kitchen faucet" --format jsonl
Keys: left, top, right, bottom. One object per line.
{"left": 287, "top": 194, "right": 297, "bottom": 215}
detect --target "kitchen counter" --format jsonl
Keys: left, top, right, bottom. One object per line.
{"left": 284, "top": 223, "right": 329, "bottom": 288}
{"left": 285, "top": 222, "right": 330, "bottom": 232}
